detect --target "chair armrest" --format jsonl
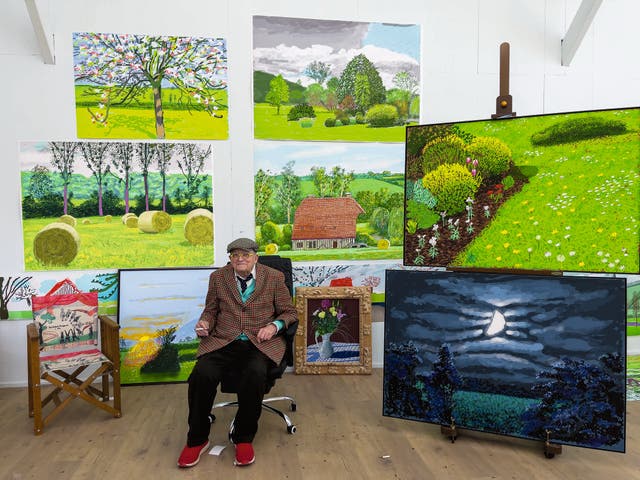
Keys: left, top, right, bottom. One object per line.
{"left": 99, "top": 315, "right": 120, "bottom": 365}
{"left": 26, "top": 323, "right": 40, "bottom": 357}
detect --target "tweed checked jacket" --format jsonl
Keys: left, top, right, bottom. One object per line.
{"left": 196, "top": 262, "right": 297, "bottom": 364}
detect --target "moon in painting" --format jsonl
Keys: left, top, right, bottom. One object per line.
{"left": 486, "top": 310, "right": 506, "bottom": 336}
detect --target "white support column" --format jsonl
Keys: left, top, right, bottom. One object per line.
{"left": 561, "top": 0, "right": 603, "bottom": 66}
{"left": 24, "top": 0, "right": 55, "bottom": 65}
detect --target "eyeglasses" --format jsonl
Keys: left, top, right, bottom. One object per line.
{"left": 229, "top": 251, "right": 255, "bottom": 259}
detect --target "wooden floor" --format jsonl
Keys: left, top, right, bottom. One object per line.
{"left": 1, "top": 370, "right": 637, "bottom": 480}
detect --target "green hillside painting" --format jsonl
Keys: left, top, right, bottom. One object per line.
{"left": 404, "top": 107, "right": 640, "bottom": 273}
{"left": 253, "top": 16, "right": 420, "bottom": 142}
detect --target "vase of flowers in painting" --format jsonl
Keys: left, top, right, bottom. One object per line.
{"left": 318, "top": 333, "right": 334, "bottom": 359}
{"left": 312, "top": 299, "right": 346, "bottom": 360}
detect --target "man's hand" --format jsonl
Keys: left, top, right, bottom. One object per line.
{"left": 195, "top": 320, "right": 210, "bottom": 337}
{"left": 257, "top": 323, "right": 278, "bottom": 343}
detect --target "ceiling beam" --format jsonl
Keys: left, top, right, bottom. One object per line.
{"left": 561, "top": 0, "right": 603, "bottom": 66}
{"left": 24, "top": 0, "right": 55, "bottom": 64}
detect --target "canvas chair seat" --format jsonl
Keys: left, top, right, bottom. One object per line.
{"left": 39, "top": 348, "right": 110, "bottom": 374}
{"left": 27, "top": 283, "right": 121, "bottom": 435}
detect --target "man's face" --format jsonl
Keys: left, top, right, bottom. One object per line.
{"left": 229, "top": 249, "right": 258, "bottom": 277}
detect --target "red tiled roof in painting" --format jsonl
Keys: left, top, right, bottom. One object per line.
{"left": 292, "top": 196, "right": 365, "bottom": 240}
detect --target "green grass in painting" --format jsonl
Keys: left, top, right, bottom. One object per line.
{"left": 445, "top": 110, "right": 639, "bottom": 272}
{"left": 628, "top": 355, "right": 640, "bottom": 401}
{"left": 453, "top": 390, "right": 537, "bottom": 435}
{"left": 23, "top": 214, "right": 213, "bottom": 270}
{"left": 120, "top": 340, "right": 199, "bottom": 385}
{"left": 628, "top": 326, "right": 640, "bottom": 336}
{"left": 75, "top": 86, "right": 228, "bottom": 140}
{"left": 270, "top": 246, "right": 402, "bottom": 262}
{"left": 254, "top": 103, "right": 411, "bottom": 142}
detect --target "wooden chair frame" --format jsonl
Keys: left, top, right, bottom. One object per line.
{"left": 27, "top": 315, "right": 122, "bottom": 435}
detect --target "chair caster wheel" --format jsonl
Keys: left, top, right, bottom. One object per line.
{"left": 291, "top": 403, "right": 297, "bottom": 412}
{"left": 544, "top": 452, "right": 555, "bottom": 459}
{"left": 287, "top": 425, "right": 297, "bottom": 434}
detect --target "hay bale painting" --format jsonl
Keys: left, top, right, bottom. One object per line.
{"left": 20, "top": 140, "right": 213, "bottom": 270}
{"left": 138, "top": 210, "right": 172, "bottom": 234}
{"left": 184, "top": 208, "right": 213, "bottom": 245}
{"left": 33, "top": 222, "right": 80, "bottom": 266}
{"left": 124, "top": 215, "right": 138, "bottom": 228}
{"left": 58, "top": 215, "right": 77, "bottom": 227}
{"left": 122, "top": 213, "right": 136, "bottom": 224}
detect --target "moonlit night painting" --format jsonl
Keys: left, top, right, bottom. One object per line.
{"left": 383, "top": 270, "right": 626, "bottom": 452}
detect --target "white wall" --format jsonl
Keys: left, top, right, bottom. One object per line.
{"left": 0, "top": 0, "right": 638, "bottom": 386}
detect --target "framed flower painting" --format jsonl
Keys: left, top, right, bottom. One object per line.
{"left": 294, "top": 286, "right": 372, "bottom": 374}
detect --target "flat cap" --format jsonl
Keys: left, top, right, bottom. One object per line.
{"left": 227, "top": 237, "right": 259, "bottom": 253}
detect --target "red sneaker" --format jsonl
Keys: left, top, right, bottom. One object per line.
{"left": 177, "top": 440, "right": 210, "bottom": 468}
{"left": 234, "top": 442, "right": 255, "bottom": 466}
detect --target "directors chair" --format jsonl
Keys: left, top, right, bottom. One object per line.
{"left": 210, "top": 255, "right": 298, "bottom": 436}
{"left": 27, "top": 282, "right": 121, "bottom": 435}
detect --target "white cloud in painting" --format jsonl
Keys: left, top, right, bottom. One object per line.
{"left": 254, "top": 43, "right": 419, "bottom": 89}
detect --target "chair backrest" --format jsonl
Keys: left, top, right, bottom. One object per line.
{"left": 258, "top": 255, "right": 297, "bottom": 369}
{"left": 257, "top": 255, "right": 293, "bottom": 296}
{"left": 31, "top": 290, "right": 99, "bottom": 354}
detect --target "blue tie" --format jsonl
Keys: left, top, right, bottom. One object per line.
{"left": 237, "top": 273, "right": 253, "bottom": 293}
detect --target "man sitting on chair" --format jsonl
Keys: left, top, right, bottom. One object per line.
{"left": 178, "top": 237, "right": 297, "bottom": 468}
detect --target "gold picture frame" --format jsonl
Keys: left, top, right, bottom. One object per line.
{"left": 294, "top": 286, "right": 372, "bottom": 374}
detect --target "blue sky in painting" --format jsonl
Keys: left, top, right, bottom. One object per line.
{"left": 364, "top": 23, "right": 420, "bottom": 61}
{"left": 254, "top": 141, "right": 404, "bottom": 176}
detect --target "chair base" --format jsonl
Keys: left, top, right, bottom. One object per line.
{"left": 210, "top": 395, "right": 297, "bottom": 435}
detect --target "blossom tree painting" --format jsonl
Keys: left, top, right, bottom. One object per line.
{"left": 73, "top": 33, "right": 228, "bottom": 140}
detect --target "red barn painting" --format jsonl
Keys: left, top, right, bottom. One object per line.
{"left": 292, "top": 196, "right": 365, "bottom": 250}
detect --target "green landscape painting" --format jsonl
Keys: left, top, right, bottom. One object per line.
{"left": 253, "top": 16, "right": 419, "bottom": 142}
{"left": 20, "top": 141, "right": 214, "bottom": 271}
{"left": 73, "top": 32, "right": 228, "bottom": 140}
{"left": 254, "top": 141, "right": 404, "bottom": 261}
{"left": 403, "top": 107, "right": 640, "bottom": 273}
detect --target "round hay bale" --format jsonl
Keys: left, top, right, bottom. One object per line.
{"left": 122, "top": 213, "right": 137, "bottom": 224}
{"left": 265, "top": 243, "right": 279, "bottom": 255}
{"left": 104, "top": 215, "right": 113, "bottom": 223}
{"left": 183, "top": 209, "right": 213, "bottom": 245}
{"left": 58, "top": 214, "right": 77, "bottom": 227}
{"left": 138, "top": 210, "right": 172, "bottom": 234}
{"left": 82, "top": 219, "right": 91, "bottom": 225}
{"left": 33, "top": 222, "right": 80, "bottom": 266}
{"left": 125, "top": 216, "right": 138, "bottom": 228}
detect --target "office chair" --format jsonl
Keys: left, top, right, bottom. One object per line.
{"left": 210, "top": 255, "right": 298, "bottom": 436}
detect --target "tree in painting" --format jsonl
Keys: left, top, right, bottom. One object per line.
{"left": 176, "top": 144, "right": 211, "bottom": 208}
{"left": 109, "top": 143, "right": 134, "bottom": 214}
{"left": 266, "top": 74, "right": 289, "bottom": 115}
{"left": 425, "top": 344, "right": 463, "bottom": 425}
{"left": 0, "top": 276, "right": 33, "bottom": 319}
{"left": 522, "top": 353, "right": 624, "bottom": 447}
{"left": 79, "top": 142, "right": 112, "bottom": 216}
{"left": 383, "top": 341, "right": 429, "bottom": 419}
{"left": 73, "top": 33, "right": 227, "bottom": 139}
{"left": 49, "top": 142, "right": 78, "bottom": 215}
{"left": 336, "top": 54, "right": 385, "bottom": 114}
{"left": 140, "top": 325, "right": 180, "bottom": 374}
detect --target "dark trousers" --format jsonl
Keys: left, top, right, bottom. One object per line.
{"left": 187, "top": 340, "right": 272, "bottom": 446}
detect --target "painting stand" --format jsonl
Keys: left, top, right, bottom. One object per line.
{"left": 491, "top": 42, "right": 516, "bottom": 119}
{"left": 543, "top": 430, "right": 563, "bottom": 459}
{"left": 440, "top": 417, "right": 458, "bottom": 443}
